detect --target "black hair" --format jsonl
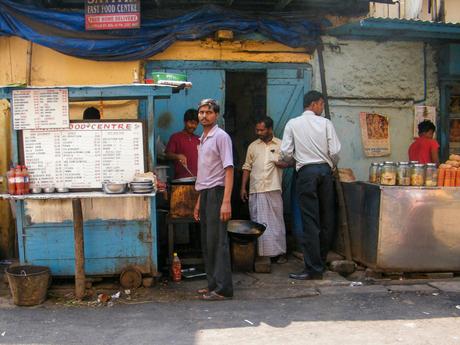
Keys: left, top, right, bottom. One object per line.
{"left": 418, "top": 120, "right": 436, "bottom": 134}
{"left": 256, "top": 116, "right": 273, "bottom": 129}
{"left": 303, "top": 91, "right": 324, "bottom": 108}
{"left": 198, "top": 99, "right": 220, "bottom": 113}
{"left": 83, "top": 107, "right": 100, "bottom": 120}
{"left": 183, "top": 108, "right": 198, "bottom": 122}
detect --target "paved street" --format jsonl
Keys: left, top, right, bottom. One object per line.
{"left": 0, "top": 282, "right": 460, "bottom": 345}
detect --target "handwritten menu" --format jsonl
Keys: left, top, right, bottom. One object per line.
{"left": 12, "top": 89, "right": 69, "bottom": 130}
{"left": 23, "top": 122, "right": 144, "bottom": 189}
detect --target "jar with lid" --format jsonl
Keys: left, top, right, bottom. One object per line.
{"left": 380, "top": 161, "right": 397, "bottom": 185}
{"left": 397, "top": 162, "right": 411, "bottom": 186}
{"left": 369, "top": 162, "right": 379, "bottom": 183}
{"left": 425, "top": 163, "right": 438, "bottom": 187}
{"left": 410, "top": 163, "right": 425, "bottom": 186}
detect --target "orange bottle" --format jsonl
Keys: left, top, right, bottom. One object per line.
{"left": 6, "top": 165, "right": 16, "bottom": 195}
{"left": 15, "top": 165, "right": 24, "bottom": 195}
{"left": 437, "top": 168, "right": 446, "bottom": 187}
{"left": 171, "top": 252, "right": 182, "bottom": 282}
{"left": 22, "top": 166, "right": 30, "bottom": 194}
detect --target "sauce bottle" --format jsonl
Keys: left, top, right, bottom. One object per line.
{"left": 22, "top": 165, "right": 30, "bottom": 194}
{"left": 171, "top": 252, "right": 182, "bottom": 282}
{"left": 15, "top": 165, "right": 24, "bottom": 195}
{"left": 6, "top": 164, "right": 16, "bottom": 195}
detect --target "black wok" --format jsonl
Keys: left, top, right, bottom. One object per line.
{"left": 227, "top": 220, "right": 266, "bottom": 243}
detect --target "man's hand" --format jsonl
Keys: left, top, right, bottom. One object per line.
{"left": 220, "top": 200, "right": 231, "bottom": 222}
{"left": 240, "top": 189, "right": 248, "bottom": 202}
{"left": 193, "top": 200, "right": 200, "bottom": 221}
{"left": 176, "top": 154, "right": 187, "bottom": 166}
{"left": 274, "top": 160, "right": 292, "bottom": 169}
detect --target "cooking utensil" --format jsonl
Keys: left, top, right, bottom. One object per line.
{"left": 227, "top": 220, "right": 266, "bottom": 243}
{"left": 102, "top": 181, "right": 128, "bottom": 194}
{"left": 56, "top": 187, "right": 69, "bottom": 193}
{"left": 171, "top": 176, "right": 196, "bottom": 184}
{"left": 43, "top": 187, "right": 55, "bottom": 193}
{"left": 179, "top": 161, "right": 195, "bottom": 177}
{"left": 31, "top": 187, "right": 42, "bottom": 194}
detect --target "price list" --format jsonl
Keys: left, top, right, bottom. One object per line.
{"left": 23, "top": 122, "right": 145, "bottom": 189}
{"left": 12, "top": 89, "right": 69, "bottom": 130}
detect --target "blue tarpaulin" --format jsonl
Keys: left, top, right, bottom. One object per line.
{"left": 0, "top": 0, "right": 321, "bottom": 61}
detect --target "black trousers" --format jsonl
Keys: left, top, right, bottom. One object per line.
{"left": 296, "top": 163, "right": 336, "bottom": 274}
{"left": 199, "top": 186, "right": 233, "bottom": 297}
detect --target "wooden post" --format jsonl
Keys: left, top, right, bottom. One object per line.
{"left": 72, "top": 198, "right": 85, "bottom": 300}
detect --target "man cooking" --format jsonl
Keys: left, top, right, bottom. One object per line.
{"left": 193, "top": 98, "right": 234, "bottom": 301}
{"left": 165, "top": 108, "right": 200, "bottom": 179}
{"left": 240, "top": 116, "right": 287, "bottom": 264}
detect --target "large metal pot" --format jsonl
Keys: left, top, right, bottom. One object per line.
{"left": 227, "top": 220, "right": 266, "bottom": 243}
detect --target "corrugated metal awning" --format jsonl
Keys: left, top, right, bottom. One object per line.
{"left": 327, "top": 17, "right": 460, "bottom": 42}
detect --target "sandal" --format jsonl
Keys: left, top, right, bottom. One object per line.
{"left": 197, "top": 287, "right": 209, "bottom": 294}
{"left": 201, "top": 291, "right": 232, "bottom": 301}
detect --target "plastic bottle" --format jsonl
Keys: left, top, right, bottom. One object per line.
{"left": 15, "top": 165, "right": 24, "bottom": 195}
{"left": 171, "top": 252, "right": 182, "bottom": 282}
{"left": 22, "top": 165, "right": 30, "bottom": 194}
{"left": 6, "top": 164, "right": 16, "bottom": 195}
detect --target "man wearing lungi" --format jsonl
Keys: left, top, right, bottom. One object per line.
{"left": 193, "top": 99, "right": 234, "bottom": 301}
{"left": 280, "top": 91, "right": 341, "bottom": 280}
{"left": 240, "top": 117, "right": 287, "bottom": 264}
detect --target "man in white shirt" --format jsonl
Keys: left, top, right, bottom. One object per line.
{"left": 240, "top": 117, "right": 287, "bottom": 264}
{"left": 280, "top": 91, "right": 341, "bottom": 280}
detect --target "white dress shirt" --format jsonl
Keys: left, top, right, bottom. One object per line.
{"left": 280, "top": 110, "right": 341, "bottom": 171}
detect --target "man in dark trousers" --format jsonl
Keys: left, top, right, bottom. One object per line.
{"left": 280, "top": 91, "right": 341, "bottom": 280}
{"left": 193, "top": 98, "right": 234, "bottom": 300}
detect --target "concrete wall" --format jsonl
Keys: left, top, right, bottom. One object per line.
{"left": 312, "top": 37, "right": 439, "bottom": 180}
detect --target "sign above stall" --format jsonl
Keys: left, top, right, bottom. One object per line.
{"left": 12, "top": 89, "right": 69, "bottom": 130}
{"left": 85, "top": 0, "right": 141, "bottom": 30}
{"left": 22, "top": 121, "right": 145, "bottom": 189}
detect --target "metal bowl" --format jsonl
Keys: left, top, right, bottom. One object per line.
{"left": 43, "top": 187, "right": 55, "bottom": 193}
{"left": 31, "top": 187, "right": 42, "bottom": 194}
{"left": 56, "top": 187, "right": 69, "bottom": 193}
{"left": 227, "top": 220, "right": 266, "bottom": 243}
{"left": 102, "top": 182, "right": 128, "bottom": 194}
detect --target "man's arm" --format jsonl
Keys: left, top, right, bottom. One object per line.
{"left": 221, "top": 167, "right": 233, "bottom": 222}
{"left": 193, "top": 194, "right": 201, "bottom": 221}
{"left": 165, "top": 135, "right": 188, "bottom": 166}
{"left": 240, "top": 169, "right": 250, "bottom": 202}
{"left": 326, "top": 120, "right": 341, "bottom": 167}
{"left": 279, "top": 122, "right": 294, "bottom": 161}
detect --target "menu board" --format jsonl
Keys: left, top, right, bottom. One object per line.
{"left": 23, "top": 121, "right": 145, "bottom": 189}
{"left": 12, "top": 89, "right": 69, "bottom": 130}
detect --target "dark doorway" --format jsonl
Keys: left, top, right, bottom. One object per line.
{"left": 224, "top": 71, "right": 267, "bottom": 219}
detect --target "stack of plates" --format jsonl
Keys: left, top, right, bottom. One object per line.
{"left": 130, "top": 181, "right": 154, "bottom": 194}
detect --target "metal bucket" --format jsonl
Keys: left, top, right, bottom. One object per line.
{"left": 6, "top": 265, "right": 50, "bottom": 306}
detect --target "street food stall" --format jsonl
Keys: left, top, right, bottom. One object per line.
{"left": 340, "top": 160, "right": 460, "bottom": 273}
{"left": 0, "top": 84, "right": 180, "bottom": 297}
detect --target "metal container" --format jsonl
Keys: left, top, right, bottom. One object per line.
{"left": 102, "top": 181, "right": 128, "bottom": 194}
{"left": 380, "top": 161, "right": 396, "bottom": 185}
{"left": 410, "top": 163, "right": 425, "bottom": 186}
{"left": 154, "top": 165, "right": 169, "bottom": 183}
{"left": 340, "top": 182, "right": 460, "bottom": 272}
{"left": 396, "top": 162, "right": 411, "bottom": 186}
{"left": 369, "top": 162, "right": 379, "bottom": 183}
{"left": 43, "top": 187, "right": 55, "bottom": 193}
{"left": 425, "top": 163, "right": 438, "bottom": 187}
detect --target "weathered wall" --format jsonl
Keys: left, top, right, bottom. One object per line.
{"left": 312, "top": 37, "right": 439, "bottom": 180}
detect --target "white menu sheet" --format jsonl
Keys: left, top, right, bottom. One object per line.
{"left": 23, "top": 122, "right": 145, "bottom": 189}
{"left": 12, "top": 89, "right": 69, "bottom": 130}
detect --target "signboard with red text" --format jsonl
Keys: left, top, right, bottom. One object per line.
{"left": 85, "top": 0, "right": 140, "bottom": 30}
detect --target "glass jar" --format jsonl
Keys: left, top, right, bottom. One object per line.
{"left": 425, "top": 163, "right": 438, "bottom": 187}
{"left": 369, "top": 162, "right": 379, "bottom": 183}
{"left": 410, "top": 163, "right": 425, "bottom": 186}
{"left": 397, "top": 162, "right": 411, "bottom": 186}
{"left": 380, "top": 161, "right": 397, "bottom": 185}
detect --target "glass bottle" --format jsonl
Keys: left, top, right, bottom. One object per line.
{"left": 397, "top": 162, "right": 411, "bottom": 186}
{"left": 369, "top": 162, "right": 379, "bottom": 183}
{"left": 410, "top": 163, "right": 425, "bottom": 186}
{"left": 380, "top": 161, "right": 397, "bottom": 185}
{"left": 425, "top": 163, "right": 438, "bottom": 187}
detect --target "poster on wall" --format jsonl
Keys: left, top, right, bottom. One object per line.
{"left": 85, "top": 0, "right": 140, "bottom": 30}
{"left": 414, "top": 106, "right": 436, "bottom": 138}
{"left": 359, "top": 112, "right": 391, "bottom": 157}
{"left": 12, "top": 89, "right": 69, "bottom": 130}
